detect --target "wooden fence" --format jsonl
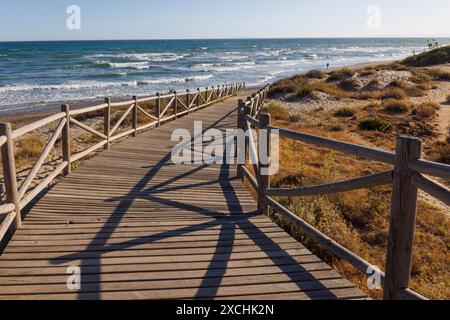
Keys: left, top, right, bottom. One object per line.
{"left": 237, "top": 86, "right": 450, "bottom": 300}
{"left": 0, "top": 82, "right": 245, "bottom": 244}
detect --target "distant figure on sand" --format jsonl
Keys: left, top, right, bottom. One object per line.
{"left": 326, "top": 62, "right": 330, "bottom": 70}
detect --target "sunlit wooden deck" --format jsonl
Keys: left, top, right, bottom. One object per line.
{"left": 0, "top": 94, "right": 367, "bottom": 300}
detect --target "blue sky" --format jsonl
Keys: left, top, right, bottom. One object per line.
{"left": 1, "top": 0, "right": 449, "bottom": 41}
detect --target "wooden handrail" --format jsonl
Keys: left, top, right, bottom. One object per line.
{"left": 0, "top": 82, "right": 245, "bottom": 247}
{"left": 239, "top": 84, "right": 448, "bottom": 300}
{"left": 411, "top": 172, "right": 450, "bottom": 206}
{"left": 266, "top": 171, "right": 393, "bottom": 197}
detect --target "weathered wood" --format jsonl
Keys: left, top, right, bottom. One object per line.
{"left": 173, "top": 91, "right": 178, "bottom": 119}
{"left": 266, "top": 196, "right": 384, "bottom": 281}
{"left": 70, "top": 117, "right": 107, "bottom": 140}
{"left": 19, "top": 161, "right": 68, "bottom": 210}
{"left": 0, "top": 92, "right": 365, "bottom": 301}
{"left": 156, "top": 92, "right": 161, "bottom": 127}
{"left": 12, "top": 112, "right": 65, "bottom": 140}
{"left": 266, "top": 171, "right": 393, "bottom": 197}
{"left": 132, "top": 96, "right": 138, "bottom": 137}
{"left": 104, "top": 97, "right": 111, "bottom": 150}
{"left": 0, "top": 135, "right": 7, "bottom": 148}
{"left": 384, "top": 136, "right": 422, "bottom": 300}
{"left": 18, "top": 118, "right": 67, "bottom": 199}
{"left": 61, "top": 105, "right": 71, "bottom": 176}
{"left": 237, "top": 100, "right": 245, "bottom": 180}
{"left": 273, "top": 126, "right": 396, "bottom": 165}
{"left": 408, "top": 159, "right": 450, "bottom": 180}
{"left": 0, "top": 211, "right": 15, "bottom": 242}
{"left": 241, "top": 166, "right": 258, "bottom": 192}
{"left": 0, "top": 123, "right": 20, "bottom": 230}
{"left": 410, "top": 172, "right": 450, "bottom": 207}
{"left": 258, "top": 113, "right": 271, "bottom": 216}
{"left": 69, "top": 103, "right": 108, "bottom": 116}
{"left": 110, "top": 103, "right": 134, "bottom": 136}
{"left": 71, "top": 141, "right": 108, "bottom": 162}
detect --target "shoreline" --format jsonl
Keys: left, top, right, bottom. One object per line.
{"left": 0, "top": 59, "right": 395, "bottom": 124}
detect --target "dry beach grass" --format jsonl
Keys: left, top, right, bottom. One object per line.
{"left": 263, "top": 51, "right": 450, "bottom": 299}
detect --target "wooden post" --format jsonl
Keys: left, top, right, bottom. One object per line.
{"left": 247, "top": 97, "right": 253, "bottom": 117}
{"left": 61, "top": 104, "right": 71, "bottom": 176}
{"left": 384, "top": 136, "right": 422, "bottom": 300}
{"left": 132, "top": 96, "right": 138, "bottom": 137}
{"left": 186, "top": 89, "right": 191, "bottom": 115}
{"left": 237, "top": 99, "right": 245, "bottom": 180}
{"left": 243, "top": 105, "right": 252, "bottom": 181}
{"left": 104, "top": 98, "right": 111, "bottom": 150}
{"left": 258, "top": 113, "right": 271, "bottom": 216}
{"left": 197, "top": 88, "right": 201, "bottom": 109}
{"left": 0, "top": 123, "right": 21, "bottom": 229}
{"left": 173, "top": 91, "right": 178, "bottom": 119}
{"left": 156, "top": 92, "right": 161, "bottom": 127}
{"left": 205, "top": 87, "right": 209, "bottom": 104}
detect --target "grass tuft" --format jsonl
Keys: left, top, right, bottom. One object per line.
{"left": 334, "top": 107, "right": 355, "bottom": 118}
{"left": 358, "top": 117, "right": 392, "bottom": 132}
{"left": 382, "top": 99, "right": 411, "bottom": 114}
{"left": 403, "top": 45, "right": 450, "bottom": 66}
{"left": 263, "top": 102, "right": 290, "bottom": 120}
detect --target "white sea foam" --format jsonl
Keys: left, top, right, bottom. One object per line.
{"left": 107, "top": 61, "right": 151, "bottom": 70}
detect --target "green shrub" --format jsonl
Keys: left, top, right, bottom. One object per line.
{"left": 263, "top": 102, "right": 290, "bottom": 120}
{"left": 338, "top": 78, "right": 361, "bottom": 91}
{"left": 328, "top": 68, "right": 355, "bottom": 81}
{"left": 382, "top": 88, "right": 407, "bottom": 100}
{"left": 358, "top": 117, "right": 392, "bottom": 132}
{"left": 403, "top": 45, "right": 450, "bottom": 66}
{"left": 268, "top": 80, "right": 297, "bottom": 96}
{"left": 306, "top": 69, "right": 325, "bottom": 79}
{"left": 409, "top": 72, "right": 432, "bottom": 84}
{"left": 288, "top": 114, "right": 301, "bottom": 122}
{"left": 359, "top": 68, "right": 376, "bottom": 76}
{"left": 424, "top": 69, "right": 450, "bottom": 81}
{"left": 382, "top": 99, "right": 411, "bottom": 114}
{"left": 288, "top": 86, "right": 317, "bottom": 101}
{"left": 334, "top": 108, "right": 355, "bottom": 117}
{"left": 412, "top": 102, "right": 440, "bottom": 118}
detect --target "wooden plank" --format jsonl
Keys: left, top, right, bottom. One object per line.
{"left": 0, "top": 87, "right": 365, "bottom": 300}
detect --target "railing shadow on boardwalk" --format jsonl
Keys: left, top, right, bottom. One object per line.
{"left": 49, "top": 109, "right": 336, "bottom": 300}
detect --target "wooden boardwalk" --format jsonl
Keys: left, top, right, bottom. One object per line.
{"left": 0, "top": 93, "right": 367, "bottom": 300}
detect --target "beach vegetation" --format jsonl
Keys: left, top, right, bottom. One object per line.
{"left": 263, "top": 102, "right": 290, "bottom": 120}
{"left": 382, "top": 99, "right": 412, "bottom": 114}
{"left": 382, "top": 88, "right": 407, "bottom": 100}
{"left": 327, "top": 68, "right": 355, "bottom": 81}
{"left": 333, "top": 107, "right": 355, "bottom": 118}
{"left": 403, "top": 45, "right": 450, "bottom": 66}
{"left": 358, "top": 117, "right": 392, "bottom": 132}
{"left": 338, "top": 78, "right": 361, "bottom": 91}
{"left": 412, "top": 102, "right": 440, "bottom": 118}
{"left": 306, "top": 69, "right": 326, "bottom": 79}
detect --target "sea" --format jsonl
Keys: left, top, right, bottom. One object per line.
{"left": 0, "top": 38, "right": 448, "bottom": 114}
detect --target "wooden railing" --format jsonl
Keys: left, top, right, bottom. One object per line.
{"left": 0, "top": 82, "right": 245, "bottom": 245}
{"left": 237, "top": 86, "right": 450, "bottom": 300}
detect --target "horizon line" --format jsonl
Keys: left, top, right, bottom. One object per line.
{"left": 1, "top": 35, "right": 450, "bottom": 43}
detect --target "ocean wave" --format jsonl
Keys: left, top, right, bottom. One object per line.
{"left": 85, "top": 52, "right": 185, "bottom": 62}
{"left": 107, "top": 61, "right": 152, "bottom": 70}
{"left": 0, "top": 75, "right": 214, "bottom": 94}
{"left": 191, "top": 61, "right": 256, "bottom": 72}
